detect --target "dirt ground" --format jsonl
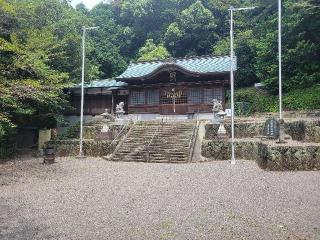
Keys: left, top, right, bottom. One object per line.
{"left": 1, "top": 156, "right": 320, "bottom": 240}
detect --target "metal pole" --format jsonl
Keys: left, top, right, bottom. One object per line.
{"left": 228, "top": 6, "right": 255, "bottom": 163}
{"left": 78, "top": 26, "right": 99, "bottom": 158}
{"left": 278, "top": 0, "right": 282, "bottom": 120}
{"left": 230, "top": 8, "right": 236, "bottom": 164}
{"left": 79, "top": 27, "right": 86, "bottom": 157}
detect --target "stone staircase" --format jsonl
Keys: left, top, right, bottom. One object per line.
{"left": 110, "top": 120, "right": 197, "bottom": 163}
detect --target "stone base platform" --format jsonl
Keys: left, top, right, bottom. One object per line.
{"left": 202, "top": 139, "right": 320, "bottom": 171}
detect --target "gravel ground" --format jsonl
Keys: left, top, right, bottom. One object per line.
{"left": 1, "top": 157, "right": 320, "bottom": 240}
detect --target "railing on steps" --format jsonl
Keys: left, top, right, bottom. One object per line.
{"left": 188, "top": 120, "right": 200, "bottom": 162}
{"left": 103, "top": 121, "right": 133, "bottom": 160}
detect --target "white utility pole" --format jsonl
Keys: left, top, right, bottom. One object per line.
{"left": 79, "top": 26, "right": 99, "bottom": 158}
{"left": 228, "top": 6, "right": 255, "bottom": 164}
{"left": 278, "top": 0, "right": 282, "bottom": 120}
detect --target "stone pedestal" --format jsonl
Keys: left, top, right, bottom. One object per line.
{"left": 116, "top": 110, "right": 125, "bottom": 119}
{"left": 212, "top": 111, "right": 220, "bottom": 124}
{"left": 277, "top": 119, "right": 286, "bottom": 143}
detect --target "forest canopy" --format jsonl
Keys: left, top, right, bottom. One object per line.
{"left": 0, "top": 0, "right": 319, "bottom": 146}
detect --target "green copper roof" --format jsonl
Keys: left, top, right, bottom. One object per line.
{"left": 72, "top": 79, "right": 127, "bottom": 89}
{"left": 117, "top": 55, "right": 235, "bottom": 79}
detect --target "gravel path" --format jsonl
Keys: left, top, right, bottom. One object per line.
{"left": 1, "top": 157, "right": 320, "bottom": 240}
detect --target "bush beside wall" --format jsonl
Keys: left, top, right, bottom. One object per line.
{"left": 0, "top": 118, "right": 16, "bottom": 159}
{"left": 235, "top": 86, "right": 320, "bottom": 113}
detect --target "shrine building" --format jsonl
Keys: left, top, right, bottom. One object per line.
{"left": 67, "top": 55, "right": 234, "bottom": 117}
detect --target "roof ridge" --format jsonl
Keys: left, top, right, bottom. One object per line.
{"left": 131, "top": 54, "right": 230, "bottom": 65}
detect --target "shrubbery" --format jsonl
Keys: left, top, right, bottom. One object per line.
{"left": 283, "top": 86, "right": 320, "bottom": 110}
{"left": 0, "top": 115, "right": 16, "bottom": 159}
{"left": 235, "top": 87, "right": 278, "bottom": 114}
{"left": 235, "top": 86, "right": 320, "bottom": 114}
{"left": 55, "top": 123, "right": 80, "bottom": 140}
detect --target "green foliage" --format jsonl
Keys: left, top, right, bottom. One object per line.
{"left": 0, "top": 0, "right": 319, "bottom": 152}
{"left": 55, "top": 123, "right": 80, "bottom": 140}
{"left": 165, "top": 1, "right": 217, "bottom": 56}
{"left": 0, "top": 113, "right": 16, "bottom": 158}
{"left": 283, "top": 86, "right": 320, "bottom": 110}
{"left": 137, "top": 39, "right": 171, "bottom": 61}
{"left": 235, "top": 87, "right": 278, "bottom": 113}
{"left": 252, "top": 0, "right": 319, "bottom": 92}
{"left": 0, "top": 0, "right": 89, "bottom": 151}
{"left": 235, "top": 86, "right": 320, "bottom": 113}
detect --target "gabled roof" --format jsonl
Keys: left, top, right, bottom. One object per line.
{"left": 116, "top": 55, "right": 235, "bottom": 80}
{"left": 72, "top": 79, "right": 127, "bottom": 89}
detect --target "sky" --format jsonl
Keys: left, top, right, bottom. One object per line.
{"left": 71, "top": 0, "right": 105, "bottom": 9}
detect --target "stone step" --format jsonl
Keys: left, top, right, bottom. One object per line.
{"left": 109, "top": 120, "right": 196, "bottom": 163}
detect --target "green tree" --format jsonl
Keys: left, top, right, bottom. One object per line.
{"left": 165, "top": 1, "right": 217, "bottom": 56}
{"left": 137, "top": 39, "right": 171, "bottom": 61}
{"left": 0, "top": 0, "right": 94, "bottom": 138}
{"left": 253, "top": 0, "right": 320, "bottom": 93}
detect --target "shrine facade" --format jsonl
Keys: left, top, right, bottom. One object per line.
{"left": 117, "top": 55, "right": 233, "bottom": 115}
{"left": 67, "top": 55, "right": 234, "bottom": 116}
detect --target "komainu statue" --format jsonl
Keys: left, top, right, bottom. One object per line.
{"left": 115, "top": 102, "right": 125, "bottom": 119}
{"left": 116, "top": 102, "right": 125, "bottom": 113}
{"left": 212, "top": 99, "right": 223, "bottom": 112}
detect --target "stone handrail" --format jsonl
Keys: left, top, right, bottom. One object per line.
{"left": 104, "top": 122, "right": 131, "bottom": 157}
{"left": 188, "top": 120, "right": 200, "bottom": 162}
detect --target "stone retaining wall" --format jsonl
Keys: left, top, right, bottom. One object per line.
{"left": 201, "top": 139, "right": 320, "bottom": 171}
{"left": 261, "top": 145, "right": 320, "bottom": 171}
{"left": 83, "top": 124, "right": 127, "bottom": 140}
{"left": 205, "top": 120, "right": 320, "bottom": 142}
{"left": 49, "top": 139, "right": 117, "bottom": 157}
{"left": 201, "top": 140, "right": 260, "bottom": 161}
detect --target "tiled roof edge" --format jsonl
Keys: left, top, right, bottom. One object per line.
{"left": 130, "top": 55, "right": 231, "bottom": 65}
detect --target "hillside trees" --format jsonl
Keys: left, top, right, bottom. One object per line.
{"left": 0, "top": 0, "right": 96, "bottom": 145}
{"left": 0, "top": 0, "right": 319, "bottom": 150}
{"left": 164, "top": 1, "right": 217, "bottom": 56}
{"left": 253, "top": 0, "right": 320, "bottom": 92}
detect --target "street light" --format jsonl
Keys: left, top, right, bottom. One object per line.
{"left": 278, "top": 0, "right": 285, "bottom": 143}
{"left": 79, "top": 26, "right": 99, "bottom": 158}
{"left": 278, "top": 0, "right": 282, "bottom": 120}
{"left": 228, "top": 6, "right": 256, "bottom": 165}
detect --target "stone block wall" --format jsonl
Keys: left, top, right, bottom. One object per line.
{"left": 201, "top": 140, "right": 260, "bottom": 160}
{"left": 201, "top": 140, "right": 320, "bottom": 171}
{"left": 205, "top": 120, "right": 320, "bottom": 142}
{"left": 304, "top": 120, "right": 320, "bottom": 142}
{"left": 83, "top": 125, "right": 103, "bottom": 139}
{"left": 260, "top": 145, "right": 320, "bottom": 171}
{"left": 205, "top": 123, "right": 264, "bottom": 139}
{"left": 49, "top": 139, "right": 117, "bottom": 157}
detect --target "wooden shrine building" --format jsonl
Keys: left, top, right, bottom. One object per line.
{"left": 117, "top": 55, "right": 233, "bottom": 115}
{"left": 68, "top": 55, "right": 234, "bottom": 116}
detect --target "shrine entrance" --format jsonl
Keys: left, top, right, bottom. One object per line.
{"left": 159, "top": 87, "right": 188, "bottom": 114}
